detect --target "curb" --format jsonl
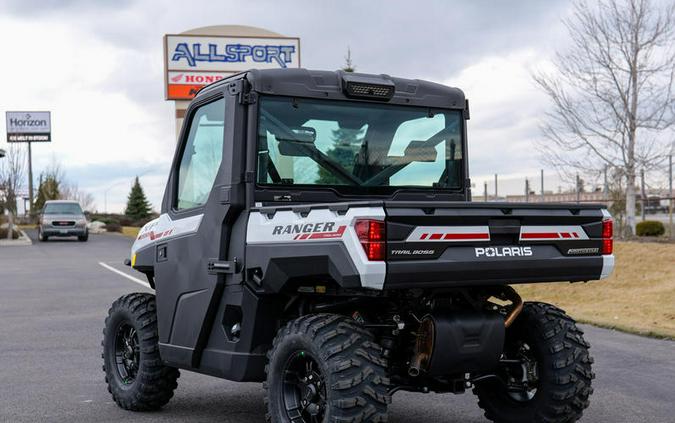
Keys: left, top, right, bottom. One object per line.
{"left": 0, "top": 229, "right": 33, "bottom": 247}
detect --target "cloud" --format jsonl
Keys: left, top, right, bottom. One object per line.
{"left": 0, "top": 0, "right": 134, "bottom": 17}
{"left": 444, "top": 49, "right": 570, "bottom": 192}
{"left": 0, "top": 0, "right": 580, "bottom": 210}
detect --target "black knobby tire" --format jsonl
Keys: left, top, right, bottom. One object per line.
{"left": 474, "top": 302, "right": 594, "bottom": 423}
{"left": 38, "top": 229, "right": 47, "bottom": 242}
{"left": 102, "top": 292, "right": 179, "bottom": 411}
{"left": 264, "top": 314, "right": 391, "bottom": 423}
{"left": 78, "top": 233, "right": 88, "bottom": 242}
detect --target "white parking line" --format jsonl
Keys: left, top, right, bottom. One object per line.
{"left": 98, "top": 262, "right": 151, "bottom": 289}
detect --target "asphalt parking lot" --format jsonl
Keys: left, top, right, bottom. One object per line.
{"left": 1, "top": 230, "right": 674, "bottom": 423}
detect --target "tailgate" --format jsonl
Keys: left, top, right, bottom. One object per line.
{"left": 384, "top": 202, "right": 614, "bottom": 288}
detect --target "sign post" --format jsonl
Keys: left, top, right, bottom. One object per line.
{"left": 5, "top": 111, "right": 51, "bottom": 212}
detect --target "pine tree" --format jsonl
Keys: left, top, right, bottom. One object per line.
{"left": 124, "top": 177, "right": 151, "bottom": 220}
{"left": 316, "top": 126, "right": 365, "bottom": 184}
{"left": 34, "top": 173, "right": 61, "bottom": 211}
{"left": 343, "top": 47, "right": 355, "bottom": 73}
{"left": 315, "top": 48, "right": 362, "bottom": 184}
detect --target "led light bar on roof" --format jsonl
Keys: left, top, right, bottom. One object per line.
{"left": 341, "top": 72, "right": 395, "bottom": 101}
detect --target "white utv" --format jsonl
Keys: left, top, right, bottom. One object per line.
{"left": 102, "top": 69, "right": 613, "bottom": 422}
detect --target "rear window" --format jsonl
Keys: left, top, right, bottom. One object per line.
{"left": 43, "top": 203, "right": 83, "bottom": 215}
{"left": 256, "top": 96, "right": 463, "bottom": 195}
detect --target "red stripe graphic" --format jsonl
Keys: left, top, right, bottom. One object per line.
{"left": 292, "top": 225, "right": 347, "bottom": 240}
{"left": 522, "top": 233, "right": 558, "bottom": 239}
{"left": 419, "top": 232, "right": 490, "bottom": 240}
{"left": 442, "top": 233, "right": 490, "bottom": 240}
{"left": 521, "top": 232, "right": 560, "bottom": 239}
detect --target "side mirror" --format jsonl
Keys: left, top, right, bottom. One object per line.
{"left": 403, "top": 141, "right": 437, "bottom": 163}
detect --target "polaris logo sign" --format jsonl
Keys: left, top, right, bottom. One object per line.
{"left": 475, "top": 246, "right": 533, "bottom": 257}
{"left": 6, "top": 111, "right": 51, "bottom": 142}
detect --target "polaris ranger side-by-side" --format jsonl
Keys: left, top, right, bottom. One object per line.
{"left": 102, "top": 69, "right": 614, "bottom": 423}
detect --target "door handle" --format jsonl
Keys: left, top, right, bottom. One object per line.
{"left": 208, "top": 258, "right": 239, "bottom": 274}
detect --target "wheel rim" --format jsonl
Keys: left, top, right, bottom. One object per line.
{"left": 281, "top": 351, "right": 327, "bottom": 423}
{"left": 504, "top": 342, "right": 539, "bottom": 402}
{"left": 114, "top": 322, "right": 140, "bottom": 385}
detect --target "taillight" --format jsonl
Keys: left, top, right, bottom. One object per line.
{"left": 602, "top": 218, "right": 613, "bottom": 255}
{"left": 355, "top": 219, "right": 386, "bottom": 261}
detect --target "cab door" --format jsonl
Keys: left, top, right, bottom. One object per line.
{"left": 153, "top": 90, "right": 244, "bottom": 369}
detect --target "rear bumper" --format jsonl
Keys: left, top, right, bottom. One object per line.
{"left": 384, "top": 247, "right": 612, "bottom": 289}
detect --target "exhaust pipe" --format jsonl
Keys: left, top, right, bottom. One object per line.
{"left": 408, "top": 318, "right": 434, "bottom": 377}
{"left": 501, "top": 287, "right": 523, "bottom": 328}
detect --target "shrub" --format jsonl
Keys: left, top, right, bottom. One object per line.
{"left": 636, "top": 220, "right": 665, "bottom": 237}
{"left": 132, "top": 216, "right": 156, "bottom": 227}
{"left": 118, "top": 215, "right": 136, "bottom": 226}
{"left": 0, "top": 228, "right": 19, "bottom": 239}
{"left": 105, "top": 222, "right": 122, "bottom": 233}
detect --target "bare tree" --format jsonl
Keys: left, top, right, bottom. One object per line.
{"left": 534, "top": 0, "right": 675, "bottom": 236}
{"left": 61, "top": 182, "right": 96, "bottom": 212}
{"left": 37, "top": 158, "right": 96, "bottom": 212}
{"left": 0, "top": 144, "right": 26, "bottom": 214}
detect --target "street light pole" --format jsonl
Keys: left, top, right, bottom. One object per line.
{"left": 494, "top": 173, "right": 498, "bottom": 200}
{"left": 540, "top": 169, "right": 544, "bottom": 202}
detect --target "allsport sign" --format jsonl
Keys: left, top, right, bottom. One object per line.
{"left": 6, "top": 111, "right": 51, "bottom": 142}
{"left": 164, "top": 34, "right": 301, "bottom": 100}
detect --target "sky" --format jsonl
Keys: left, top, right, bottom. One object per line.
{"left": 0, "top": 0, "right": 586, "bottom": 212}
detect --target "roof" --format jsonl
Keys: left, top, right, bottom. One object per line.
{"left": 199, "top": 68, "right": 466, "bottom": 109}
{"left": 180, "top": 25, "right": 285, "bottom": 37}
{"left": 44, "top": 200, "right": 80, "bottom": 204}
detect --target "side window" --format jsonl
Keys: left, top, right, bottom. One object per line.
{"left": 176, "top": 98, "right": 225, "bottom": 210}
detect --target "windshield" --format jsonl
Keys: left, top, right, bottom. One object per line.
{"left": 43, "top": 203, "right": 83, "bottom": 215}
{"left": 257, "top": 96, "right": 463, "bottom": 194}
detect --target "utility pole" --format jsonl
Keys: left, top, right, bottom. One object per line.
{"left": 483, "top": 181, "right": 488, "bottom": 202}
{"left": 27, "top": 142, "right": 34, "bottom": 217}
{"left": 640, "top": 168, "right": 646, "bottom": 222}
{"left": 494, "top": 173, "right": 498, "bottom": 200}
{"left": 603, "top": 165, "right": 609, "bottom": 200}
{"left": 540, "top": 169, "right": 544, "bottom": 202}
{"left": 576, "top": 174, "right": 581, "bottom": 204}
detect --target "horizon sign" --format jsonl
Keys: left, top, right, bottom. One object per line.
{"left": 6, "top": 111, "right": 51, "bottom": 142}
{"left": 164, "top": 34, "right": 301, "bottom": 100}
